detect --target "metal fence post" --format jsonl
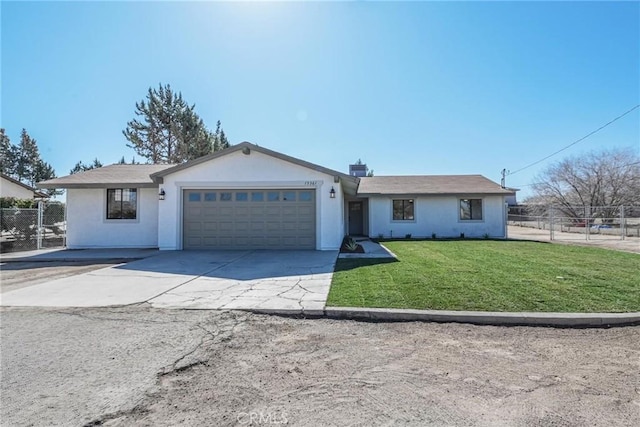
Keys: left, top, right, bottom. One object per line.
{"left": 584, "top": 206, "right": 589, "bottom": 241}
{"left": 505, "top": 202, "right": 509, "bottom": 239}
{"left": 37, "top": 201, "right": 43, "bottom": 250}
{"left": 586, "top": 216, "right": 590, "bottom": 241}
{"left": 549, "top": 206, "right": 554, "bottom": 241}
{"left": 63, "top": 201, "right": 67, "bottom": 248}
{"left": 620, "top": 205, "right": 625, "bottom": 240}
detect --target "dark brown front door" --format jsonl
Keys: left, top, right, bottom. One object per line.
{"left": 348, "top": 201, "right": 363, "bottom": 235}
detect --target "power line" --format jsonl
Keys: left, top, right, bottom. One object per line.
{"left": 508, "top": 104, "right": 640, "bottom": 176}
{"left": 510, "top": 161, "right": 640, "bottom": 188}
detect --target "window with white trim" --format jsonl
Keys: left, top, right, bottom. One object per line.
{"left": 460, "top": 199, "right": 482, "bottom": 220}
{"left": 393, "top": 199, "right": 414, "bottom": 221}
{"left": 106, "top": 188, "right": 137, "bottom": 219}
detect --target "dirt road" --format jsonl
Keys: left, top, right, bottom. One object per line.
{"left": 2, "top": 307, "right": 638, "bottom": 426}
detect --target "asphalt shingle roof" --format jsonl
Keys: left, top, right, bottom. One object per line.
{"left": 357, "top": 175, "right": 514, "bottom": 195}
{"left": 37, "top": 164, "right": 174, "bottom": 188}
{"left": 36, "top": 159, "right": 514, "bottom": 197}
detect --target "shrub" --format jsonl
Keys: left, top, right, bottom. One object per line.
{"left": 0, "top": 197, "right": 37, "bottom": 209}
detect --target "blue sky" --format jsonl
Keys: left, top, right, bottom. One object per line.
{"left": 2, "top": 1, "right": 638, "bottom": 199}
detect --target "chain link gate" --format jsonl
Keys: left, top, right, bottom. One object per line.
{"left": 0, "top": 202, "right": 66, "bottom": 253}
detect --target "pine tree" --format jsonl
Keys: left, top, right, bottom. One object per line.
{"left": 70, "top": 158, "right": 103, "bottom": 174}
{"left": 213, "top": 120, "right": 230, "bottom": 151}
{"left": 0, "top": 128, "right": 17, "bottom": 176}
{"left": 123, "top": 83, "right": 228, "bottom": 164}
{"left": 116, "top": 156, "right": 139, "bottom": 165}
{"left": 15, "top": 129, "right": 56, "bottom": 187}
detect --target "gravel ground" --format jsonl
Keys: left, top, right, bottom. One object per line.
{"left": 1, "top": 307, "right": 639, "bottom": 427}
{"left": 508, "top": 225, "right": 640, "bottom": 253}
{"left": 0, "top": 261, "right": 119, "bottom": 293}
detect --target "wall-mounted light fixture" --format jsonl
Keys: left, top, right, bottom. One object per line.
{"left": 329, "top": 187, "right": 336, "bottom": 199}
{"left": 159, "top": 188, "right": 166, "bottom": 201}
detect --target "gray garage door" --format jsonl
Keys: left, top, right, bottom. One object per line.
{"left": 183, "top": 189, "right": 316, "bottom": 250}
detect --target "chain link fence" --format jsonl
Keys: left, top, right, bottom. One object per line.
{"left": 0, "top": 202, "right": 66, "bottom": 252}
{"left": 508, "top": 205, "right": 640, "bottom": 241}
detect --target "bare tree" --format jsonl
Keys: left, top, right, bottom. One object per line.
{"left": 528, "top": 147, "right": 640, "bottom": 222}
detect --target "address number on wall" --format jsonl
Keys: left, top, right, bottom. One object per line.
{"left": 304, "top": 181, "right": 319, "bottom": 186}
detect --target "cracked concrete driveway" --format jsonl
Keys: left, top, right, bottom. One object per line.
{"left": 0, "top": 250, "right": 337, "bottom": 313}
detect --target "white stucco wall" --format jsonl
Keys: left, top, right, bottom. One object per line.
{"left": 368, "top": 195, "right": 507, "bottom": 239}
{"left": 157, "top": 150, "right": 345, "bottom": 250}
{"left": 66, "top": 188, "right": 159, "bottom": 249}
{"left": 1, "top": 177, "right": 36, "bottom": 199}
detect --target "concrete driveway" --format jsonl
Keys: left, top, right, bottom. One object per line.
{"left": 0, "top": 250, "right": 338, "bottom": 314}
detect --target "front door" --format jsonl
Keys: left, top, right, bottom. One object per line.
{"left": 348, "top": 201, "right": 364, "bottom": 235}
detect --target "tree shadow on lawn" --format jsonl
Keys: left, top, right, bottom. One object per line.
{"left": 334, "top": 257, "right": 399, "bottom": 272}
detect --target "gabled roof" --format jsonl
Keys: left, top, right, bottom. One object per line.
{"left": 37, "top": 164, "right": 174, "bottom": 189}
{"left": 357, "top": 175, "right": 515, "bottom": 196}
{"left": 2, "top": 173, "right": 50, "bottom": 198}
{"left": 150, "top": 142, "right": 359, "bottom": 186}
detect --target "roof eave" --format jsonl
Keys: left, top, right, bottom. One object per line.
{"left": 357, "top": 191, "right": 516, "bottom": 196}
{"left": 37, "top": 182, "right": 159, "bottom": 189}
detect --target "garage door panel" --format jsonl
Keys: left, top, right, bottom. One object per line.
{"left": 186, "top": 222, "right": 202, "bottom": 233}
{"left": 250, "top": 237, "right": 265, "bottom": 246}
{"left": 187, "top": 207, "right": 202, "bottom": 216}
{"left": 265, "top": 206, "right": 281, "bottom": 215}
{"left": 203, "top": 221, "right": 218, "bottom": 232}
{"left": 298, "top": 222, "right": 314, "bottom": 232}
{"left": 282, "top": 237, "right": 298, "bottom": 247}
{"left": 234, "top": 221, "right": 250, "bottom": 232}
{"left": 265, "top": 221, "right": 282, "bottom": 231}
{"left": 183, "top": 189, "right": 315, "bottom": 250}
{"left": 235, "top": 236, "right": 250, "bottom": 246}
{"left": 282, "top": 206, "right": 297, "bottom": 215}
{"left": 298, "top": 236, "right": 314, "bottom": 247}
{"left": 218, "top": 236, "right": 234, "bottom": 246}
{"left": 250, "top": 221, "right": 265, "bottom": 231}
{"left": 299, "top": 206, "right": 314, "bottom": 216}
{"left": 219, "top": 207, "right": 234, "bottom": 216}
{"left": 282, "top": 221, "right": 297, "bottom": 231}
{"left": 186, "top": 236, "right": 202, "bottom": 246}
{"left": 265, "top": 237, "right": 281, "bottom": 246}
{"left": 203, "top": 237, "right": 218, "bottom": 245}
{"left": 250, "top": 207, "right": 265, "bottom": 215}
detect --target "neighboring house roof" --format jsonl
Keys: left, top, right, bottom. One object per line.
{"left": 357, "top": 175, "right": 515, "bottom": 196}
{"left": 37, "top": 164, "right": 174, "bottom": 189}
{"left": 1, "top": 173, "right": 49, "bottom": 198}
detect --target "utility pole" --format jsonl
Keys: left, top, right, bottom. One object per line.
{"left": 500, "top": 169, "right": 508, "bottom": 188}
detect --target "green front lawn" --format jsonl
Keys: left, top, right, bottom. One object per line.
{"left": 327, "top": 241, "right": 640, "bottom": 312}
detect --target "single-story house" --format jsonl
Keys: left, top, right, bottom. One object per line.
{"left": 37, "top": 142, "right": 515, "bottom": 250}
{"left": 1, "top": 173, "right": 49, "bottom": 200}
